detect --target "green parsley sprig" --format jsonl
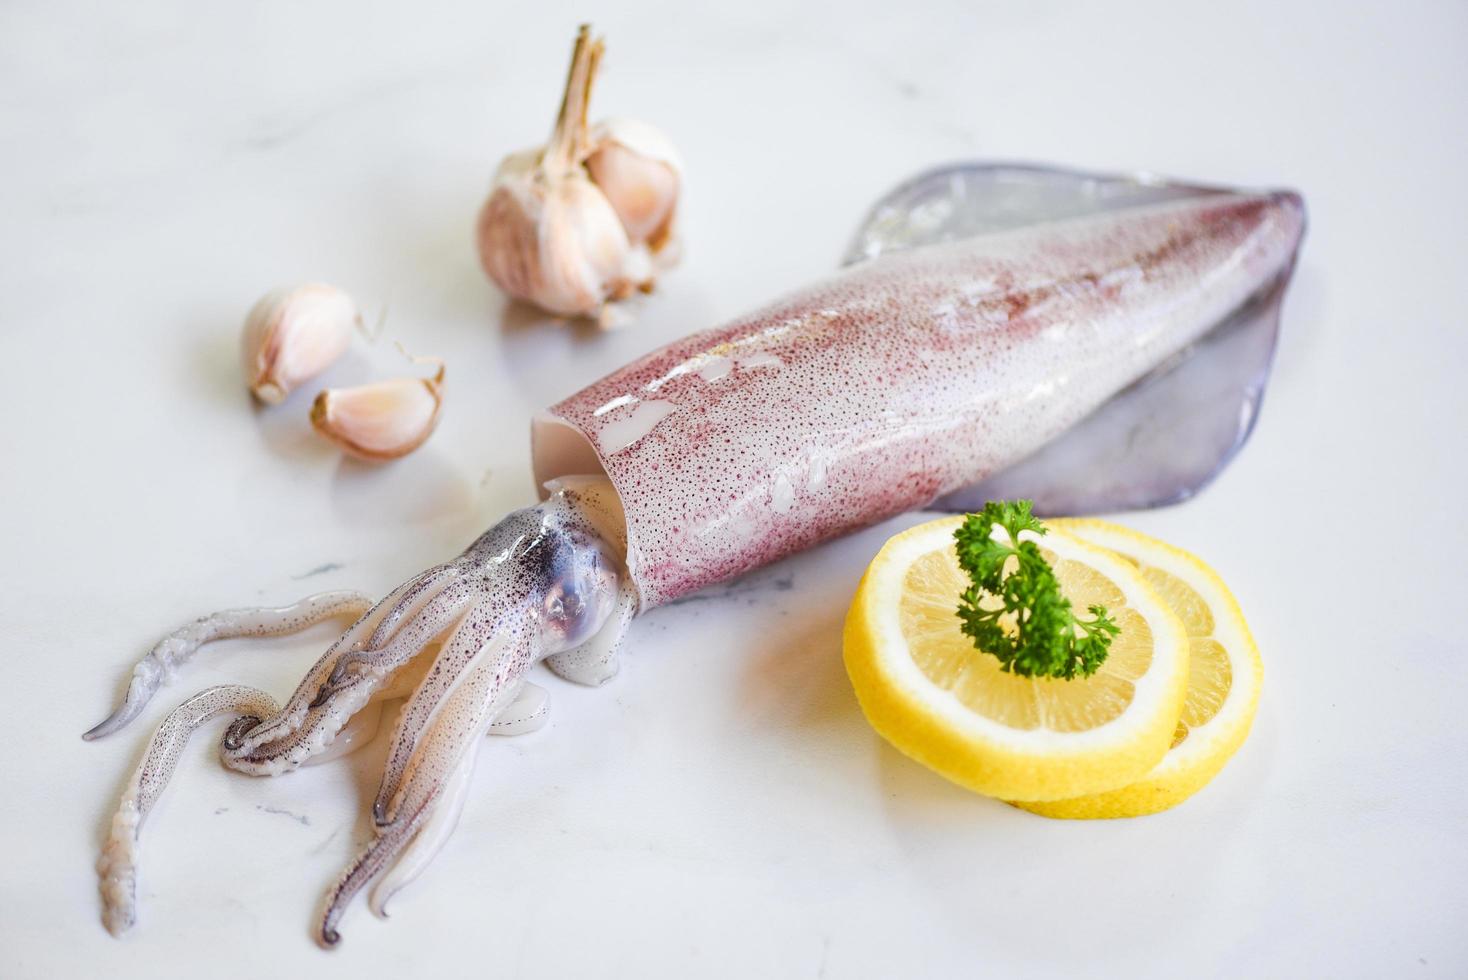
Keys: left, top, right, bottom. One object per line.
{"left": 953, "top": 500, "right": 1120, "bottom": 680}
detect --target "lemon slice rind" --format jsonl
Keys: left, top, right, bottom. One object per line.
{"left": 844, "top": 517, "right": 1189, "bottom": 802}
{"left": 1013, "top": 519, "right": 1263, "bottom": 819}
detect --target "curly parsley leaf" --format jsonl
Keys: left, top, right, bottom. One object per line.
{"left": 953, "top": 500, "right": 1120, "bottom": 680}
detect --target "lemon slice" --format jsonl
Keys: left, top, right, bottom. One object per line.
{"left": 843, "top": 516, "right": 1188, "bottom": 801}
{"left": 1013, "top": 519, "right": 1262, "bottom": 818}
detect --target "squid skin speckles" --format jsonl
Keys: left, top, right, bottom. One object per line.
{"left": 535, "top": 183, "right": 1305, "bottom": 608}
{"left": 88, "top": 164, "right": 1304, "bottom": 946}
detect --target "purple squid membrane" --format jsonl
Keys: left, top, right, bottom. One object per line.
{"left": 843, "top": 162, "right": 1303, "bottom": 515}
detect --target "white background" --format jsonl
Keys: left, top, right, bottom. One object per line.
{"left": 2, "top": 1, "right": 1465, "bottom": 977}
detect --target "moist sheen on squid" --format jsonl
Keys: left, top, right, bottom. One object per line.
{"left": 86, "top": 169, "right": 1305, "bottom": 947}
{"left": 534, "top": 190, "right": 1305, "bottom": 608}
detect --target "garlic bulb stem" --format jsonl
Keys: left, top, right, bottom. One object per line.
{"left": 545, "top": 26, "right": 603, "bottom": 175}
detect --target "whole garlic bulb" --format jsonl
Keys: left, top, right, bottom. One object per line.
{"left": 478, "top": 146, "right": 633, "bottom": 317}
{"left": 310, "top": 361, "right": 444, "bottom": 462}
{"left": 241, "top": 284, "right": 358, "bottom": 404}
{"left": 476, "top": 25, "right": 681, "bottom": 325}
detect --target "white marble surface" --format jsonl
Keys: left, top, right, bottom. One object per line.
{"left": 2, "top": 1, "right": 1465, "bottom": 977}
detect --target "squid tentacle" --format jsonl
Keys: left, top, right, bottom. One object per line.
{"left": 369, "top": 732, "right": 482, "bottom": 918}
{"left": 98, "top": 684, "right": 280, "bottom": 936}
{"left": 367, "top": 683, "right": 556, "bottom": 919}
{"left": 312, "top": 581, "right": 476, "bottom": 709}
{"left": 234, "top": 583, "right": 479, "bottom": 768}
{"left": 93, "top": 569, "right": 495, "bottom": 934}
{"left": 319, "top": 800, "right": 432, "bottom": 948}
{"left": 487, "top": 681, "right": 550, "bottom": 735}
{"left": 320, "top": 631, "right": 531, "bottom": 946}
{"left": 303, "top": 700, "right": 386, "bottom": 768}
{"left": 371, "top": 607, "right": 530, "bottom": 825}
{"left": 222, "top": 599, "right": 477, "bottom": 777}
{"left": 92, "top": 483, "right": 629, "bottom": 942}
{"left": 202, "top": 573, "right": 438, "bottom": 751}
{"left": 83, "top": 591, "right": 372, "bottom": 742}
{"left": 360, "top": 564, "right": 461, "bottom": 664}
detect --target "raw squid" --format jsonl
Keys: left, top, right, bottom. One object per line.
{"left": 85, "top": 164, "right": 1305, "bottom": 945}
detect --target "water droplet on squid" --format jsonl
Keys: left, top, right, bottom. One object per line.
{"left": 808, "top": 452, "right": 829, "bottom": 491}
{"left": 591, "top": 393, "right": 639, "bottom": 417}
{"left": 596, "top": 399, "right": 679, "bottom": 454}
{"left": 770, "top": 472, "right": 795, "bottom": 514}
{"left": 697, "top": 355, "right": 733, "bottom": 382}
{"left": 737, "top": 351, "right": 783, "bottom": 371}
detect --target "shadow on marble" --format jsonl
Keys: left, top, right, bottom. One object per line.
{"left": 494, "top": 297, "right": 620, "bottom": 406}
{"left": 187, "top": 324, "right": 257, "bottom": 413}
{"left": 328, "top": 449, "right": 474, "bottom": 527}
{"left": 723, "top": 547, "right": 1018, "bottom": 821}
{"left": 498, "top": 295, "right": 604, "bottom": 339}
{"left": 251, "top": 398, "right": 339, "bottom": 466}
{"left": 876, "top": 738, "right": 1012, "bottom": 816}
{"left": 737, "top": 602, "right": 857, "bottom": 736}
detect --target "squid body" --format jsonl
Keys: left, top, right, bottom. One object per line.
{"left": 86, "top": 164, "right": 1305, "bottom": 945}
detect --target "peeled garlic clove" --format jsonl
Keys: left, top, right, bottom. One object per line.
{"left": 241, "top": 284, "right": 357, "bottom": 404}
{"left": 585, "top": 117, "right": 682, "bottom": 250}
{"left": 310, "top": 365, "right": 443, "bottom": 462}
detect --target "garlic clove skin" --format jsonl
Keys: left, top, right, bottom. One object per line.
{"left": 310, "top": 366, "right": 443, "bottom": 462}
{"left": 585, "top": 117, "right": 682, "bottom": 251}
{"left": 477, "top": 166, "right": 633, "bottom": 317}
{"left": 242, "top": 284, "right": 357, "bottom": 405}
